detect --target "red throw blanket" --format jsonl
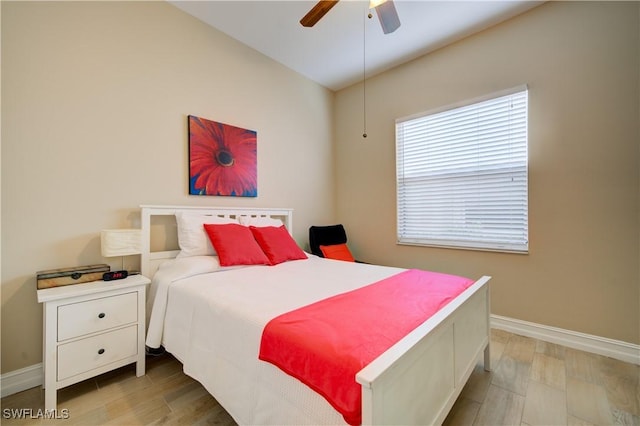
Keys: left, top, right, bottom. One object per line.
{"left": 258, "top": 269, "right": 474, "bottom": 425}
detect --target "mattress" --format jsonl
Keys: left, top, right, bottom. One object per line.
{"left": 145, "top": 254, "right": 403, "bottom": 425}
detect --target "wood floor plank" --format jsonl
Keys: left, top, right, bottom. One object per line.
{"left": 443, "top": 396, "right": 481, "bottom": 426}
{"left": 1, "top": 385, "right": 46, "bottom": 411}
{"left": 522, "top": 379, "right": 567, "bottom": 425}
{"left": 151, "top": 393, "right": 234, "bottom": 426}
{"left": 490, "top": 339, "right": 508, "bottom": 368}
{"left": 55, "top": 378, "right": 107, "bottom": 419}
{"left": 163, "top": 380, "right": 210, "bottom": 411}
{"left": 104, "top": 373, "right": 193, "bottom": 420}
{"left": 567, "top": 414, "right": 595, "bottom": 425}
{"left": 491, "top": 328, "right": 512, "bottom": 344}
{"left": 610, "top": 406, "right": 640, "bottom": 426}
{"left": 45, "top": 405, "right": 109, "bottom": 426}
{"left": 531, "top": 352, "right": 567, "bottom": 390}
{"left": 491, "top": 355, "right": 531, "bottom": 396}
{"left": 503, "top": 334, "right": 536, "bottom": 363}
{"left": 565, "top": 348, "right": 603, "bottom": 384}
{"left": 566, "top": 377, "right": 613, "bottom": 425}
{"left": 599, "top": 356, "right": 639, "bottom": 386}
{"left": 473, "top": 384, "right": 525, "bottom": 425}
{"left": 599, "top": 356, "right": 640, "bottom": 417}
{"left": 602, "top": 375, "right": 640, "bottom": 418}
{"left": 536, "top": 340, "right": 566, "bottom": 360}
{"left": 76, "top": 373, "right": 155, "bottom": 417}
{"left": 460, "top": 364, "right": 493, "bottom": 403}
{"left": 144, "top": 355, "right": 185, "bottom": 385}
{"left": 104, "top": 396, "right": 171, "bottom": 425}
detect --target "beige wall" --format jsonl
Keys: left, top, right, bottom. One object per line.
{"left": 335, "top": 1, "right": 639, "bottom": 344}
{"left": 1, "top": 0, "right": 638, "bottom": 377}
{"left": 1, "top": 1, "right": 335, "bottom": 373}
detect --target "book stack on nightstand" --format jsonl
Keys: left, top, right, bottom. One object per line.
{"left": 36, "top": 274, "right": 150, "bottom": 410}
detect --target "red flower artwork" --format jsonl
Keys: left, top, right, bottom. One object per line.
{"left": 188, "top": 115, "right": 257, "bottom": 197}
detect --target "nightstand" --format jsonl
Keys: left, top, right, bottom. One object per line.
{"left": 37, "top": 274, "right": 150, "bottom": 410}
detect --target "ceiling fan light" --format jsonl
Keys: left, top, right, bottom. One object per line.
{"left": 375, "top": 0, "right": 401, "bottom": 34}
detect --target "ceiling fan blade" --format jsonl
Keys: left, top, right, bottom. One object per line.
{"left": 375, "top": 0, "right": 401, "bottom": 34}
{"left": 300, "top": 0, "right": 340, "bottom": 27}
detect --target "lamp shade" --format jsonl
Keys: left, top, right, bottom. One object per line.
{"left": 101, "top": 229, "right": 142, "bottom": 257}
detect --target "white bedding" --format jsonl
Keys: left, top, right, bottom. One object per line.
{"left": 146, "top": 254, "right": 404, "bottom": 425}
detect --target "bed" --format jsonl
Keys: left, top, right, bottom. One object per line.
{"left": 141, "top": 205, "right": 491, "bottom": 425}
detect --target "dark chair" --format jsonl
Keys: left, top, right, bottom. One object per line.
{"left": 308, "top": 224, "right": 348, "bottom": 258}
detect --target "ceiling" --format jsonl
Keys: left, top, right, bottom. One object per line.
{"left": 169, "top": 1, "right": 542, "bottom": 91}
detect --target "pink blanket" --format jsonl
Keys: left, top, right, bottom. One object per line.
{"left": 258, "top": 269, "right": 474, "bottom": 425}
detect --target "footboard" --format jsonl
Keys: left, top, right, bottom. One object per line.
{"left": 356, "top": 276, "right": 491, "bottom": 425}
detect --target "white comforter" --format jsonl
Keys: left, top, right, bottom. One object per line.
{"left": 145, "top": 254, "right": 403, "bottom": 425}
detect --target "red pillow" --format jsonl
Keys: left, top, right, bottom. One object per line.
{"left": 320, "top": 243, "right": 355, "bottom": 262}
{"left": 203, "top": 223, "right": 269, "bottom": 266}
{"left": 250, "top": 225, "right": 307, "bottom": 265}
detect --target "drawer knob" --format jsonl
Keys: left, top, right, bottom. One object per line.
{"left": 98, "top": 348, "right": 105, "bottom": 355}
{"left": 98, "top": 313, "right": 106, "bottom": 319}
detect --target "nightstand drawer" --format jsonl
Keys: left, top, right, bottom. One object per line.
{"left": 57, "top": 325, "right": 138, "bottom": 381}
{"left": 57, "top": 292, "right": 138, "bottom": 341}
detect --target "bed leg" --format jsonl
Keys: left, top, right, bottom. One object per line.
{"left": 483, "top": 342, "right": 491, "bottom": 372}
{"left": 484, "top": 277, "right": 491, "bottom": 372}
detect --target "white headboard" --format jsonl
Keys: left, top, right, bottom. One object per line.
{"left": 140, "top": 205, "right": 293, "bottom": 278}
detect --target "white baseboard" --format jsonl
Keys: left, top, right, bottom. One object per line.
{"left": 1, "top": 363, "right": 42, "bottom": 398}
{"left": 2, "top": 317, "right": 638, "bottom": 398}
{"left": 491, "top": 314, "right": 640, "bottom": 365}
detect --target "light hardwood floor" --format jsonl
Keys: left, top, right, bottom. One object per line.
{"left": 2, "top": 329, "right": 638, "bottom": 425}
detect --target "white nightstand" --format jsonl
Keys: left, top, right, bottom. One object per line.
{"left": 37, "top": 274, "right": 150, "bottom": 410}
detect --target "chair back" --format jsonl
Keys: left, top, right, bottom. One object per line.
{"left": 308, "top": 224, "right": 347, "bottom": 257}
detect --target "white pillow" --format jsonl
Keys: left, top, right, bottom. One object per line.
{"left": 158, "top": 254, "right": 221, "bottom": 275}
{"left": 238, "top": 216, "right": 283, "bottom": 227}
{"left": 175, "top": 212, "right": 238, "bottom": 258}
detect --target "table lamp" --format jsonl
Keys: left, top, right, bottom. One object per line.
{"left": 100, "top": 229, "right": 142, "bottom": 281}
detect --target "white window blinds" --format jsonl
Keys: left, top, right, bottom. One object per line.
{"left": 396, "top": 86, "right": 528, "bottom": 253}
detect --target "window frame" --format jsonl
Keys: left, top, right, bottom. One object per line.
{"left": 395, "top": 85, "right": 529, "bottom": 254}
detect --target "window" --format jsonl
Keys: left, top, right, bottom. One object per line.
{"left": 396, "top": 86, "right": 528, "bottom": 253}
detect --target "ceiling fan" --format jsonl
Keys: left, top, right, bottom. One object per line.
{"left": 300, "top": 0, "right": 401, "bottom": 34}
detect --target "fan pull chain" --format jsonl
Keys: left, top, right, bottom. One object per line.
{"left": 362, "top": 9, "right": 370, "bottom": 138}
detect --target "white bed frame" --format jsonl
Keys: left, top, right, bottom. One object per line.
{"left": 140, "top": 205, "right": 491, "bottom": 425}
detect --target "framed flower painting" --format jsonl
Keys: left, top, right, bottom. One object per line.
{"left": 188, "top": 115, "right": 257, "bottom": 197}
